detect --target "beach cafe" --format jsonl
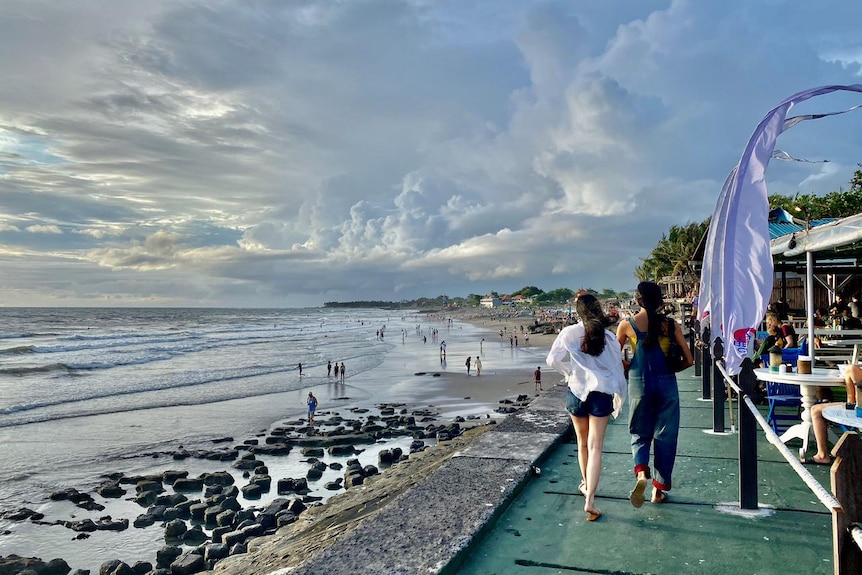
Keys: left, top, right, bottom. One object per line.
{"left": 696, "top": 209, "right": 862, "bottom": 575}
{"left": 696, "top": 85, "right": 862, "bottom": 575}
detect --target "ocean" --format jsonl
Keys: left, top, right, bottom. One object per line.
{"left": 0, "top": 307, "right": 546, "bottom": 571}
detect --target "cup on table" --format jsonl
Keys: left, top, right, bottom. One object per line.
{"left": 778, "top": 364, "right": 787, "bottom": 374}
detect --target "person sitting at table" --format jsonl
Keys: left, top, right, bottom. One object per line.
{"left": 839, "top": 307, "right": 862, "bottom": 330}
{"left": 755, "top": 312, "right": 797, "bottom": 359}
{"left": 813, "top": 307, "right": 828, "bottom": 329}
{"left": 806, "top": 364, "right": 862, "bottom": 465}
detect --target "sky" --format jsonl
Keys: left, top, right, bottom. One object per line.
{"left": 2, "top": 0, "right": 862, "bottom": 308}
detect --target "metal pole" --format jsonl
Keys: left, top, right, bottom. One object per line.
{"left": 738, "top": 358, "right": 758, "bottom": 509}
{"left": 806, "top": 251, "right": 815, "bottom": 363}
{"left": 701, "top": 327, "right": 711, "bottom": 400}
{"left": 712, "top": 337, "right": 726, "bottom": 432}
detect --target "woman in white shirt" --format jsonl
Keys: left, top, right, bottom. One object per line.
{"left": 546, "top": 294, "right": 627, "bottom": 521}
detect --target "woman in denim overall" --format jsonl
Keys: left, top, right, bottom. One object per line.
{"left": 617, "top": 281, "right": 692, "bottom": 507}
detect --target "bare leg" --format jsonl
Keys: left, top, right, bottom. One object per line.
{"left": 583, "top": 415, "right": 610, "bottom": 515}
{"left": 571, "top": 414, "right": 589, "bottom": 490}
{"left": 810, "top": 402, "right": 834, "bottom": 463}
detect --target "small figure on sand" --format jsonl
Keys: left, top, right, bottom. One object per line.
{"left": 307, "top": 392, "right": 318, "bottom": 424}
{"left": 475, "top": 356, "right": 482, "bottom": 376}
{"left": 333, "top": 362, "right": 339, "bottom": 379}
{"left": 327, "top": 360, "right": 332, "bottom": 377}
{"left": 533, "top": 366, "right": 543, "bottom": 393}
{"left": 298, "top": 363, "right": 303, "bottom": 377}
{"left": 340, "top": 362, "right": 346, "bottom": 382}
{"left": 480, "top": 338, "right": 484, "bottom": 353}
{"left": 440, "top": 341, "right": 447, "bottom": 359}
{"left": 465, "top": 356, "right": 472, "bottom": 375}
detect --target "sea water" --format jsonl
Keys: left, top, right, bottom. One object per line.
{"left": 0, "top": 307, "right": 546, "bottom": 570}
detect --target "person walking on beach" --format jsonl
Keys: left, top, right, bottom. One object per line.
{"left": 533, "top": 366, "right": 542, "bottom": 392}
{"left": 333, "top": 362, "right": 339, "bottom": 379}
{"left": 465, "top": 356, "right": 472, "bottom": 375}
{"left": 306, "top": 392, "right": 318, "bottom": 425}
{"left": 327, "top": 360, "right": 332, "bottom": 377}
{"left": 547, "top": 294, "right": 627, "bottom": 521}
{"left": 298, "top": 363, "right": 303, "bottom": 377}
{"left": 616, "top": 281, "right": 693, "bottom": 508}
{"left": 340, "top": 362, "right": 346, "bottom": 382}
{"left": 475, "top": 356, "right": 482, "bottom": 376}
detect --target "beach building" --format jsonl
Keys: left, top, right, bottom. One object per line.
{"left": 480, "top": 295, "right": 502, "bottom": 308}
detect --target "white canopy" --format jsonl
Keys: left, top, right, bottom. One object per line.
{"left": 772, "top": 212, "right": 862, "bottom": 258}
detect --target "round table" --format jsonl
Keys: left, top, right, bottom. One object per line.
{"left": 822, "top": 405, "right": 862, "bottom": 429}
{"left": 754, "top": 367, "right": 846, "bottom": 459}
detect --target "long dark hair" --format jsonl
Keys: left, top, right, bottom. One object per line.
{"left": 577, "top": 294, "right": 611, "bottom": 356}
{"left": 636, "top": 281, "right": 667, "bottom": 349}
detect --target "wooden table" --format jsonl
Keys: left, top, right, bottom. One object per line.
{"left": 754, "top": 367, "right": 846, "bottom": 459}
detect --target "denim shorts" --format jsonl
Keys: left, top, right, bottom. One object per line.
{"left": 566, "top": 388, "right": 613, "bottom": 418}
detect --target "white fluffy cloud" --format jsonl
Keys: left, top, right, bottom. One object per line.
{"left": 1, "top": 0, "right": 861, "bottom": 306}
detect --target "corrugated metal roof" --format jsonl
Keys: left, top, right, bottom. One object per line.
{"left": 767, "top": 209, "right": 836, "bottom": 239}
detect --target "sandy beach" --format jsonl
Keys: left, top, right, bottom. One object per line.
{"left": 0, "top": 308, "right": 562, "bottom": 574}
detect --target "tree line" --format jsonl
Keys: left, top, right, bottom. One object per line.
{"left": 636, "top": 165, "right": 862, "bottom": 293}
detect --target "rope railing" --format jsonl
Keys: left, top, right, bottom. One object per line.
{"left": 714, "top": 360, "right": 841, "bottom": 512}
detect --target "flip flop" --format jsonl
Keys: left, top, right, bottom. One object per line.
{"left": 586, "top": 509, "right": 602, "bottom": 521}
{"left": 629, "top": 477, "right": 647, "bottom": 509}
{"left": 651, "top": 490, "right": 668, "bottom": 504}
{"left": 802, "top": 456, "right": 833, "bottom": 466}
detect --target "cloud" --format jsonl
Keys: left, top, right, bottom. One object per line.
{"left": 1, "top": 0, "right": 861, "bottom": 306}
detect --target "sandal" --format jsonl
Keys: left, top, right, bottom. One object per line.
{"left": 629, "top": 477, "right": 647, "bottom": 509}
{"left": 651, "top": 490, "right": 668, "bottom": 504}
{"left": 802, "top": 455, "right": 833, "bottom": 466}
{"left": 585, "top": 509, "right": 602, "bottom": 521}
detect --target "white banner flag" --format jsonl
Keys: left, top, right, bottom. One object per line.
{"left": 700, "top": 85, "right": 862, "bottom": 374}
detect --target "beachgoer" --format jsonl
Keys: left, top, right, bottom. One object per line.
{"left": 547, "top": 294, "right": 627, "bottom": 521}
{"left": 307, "top": 392, "right": 318, "bottom": 424}
{"left": 480, "top": 338, "right": 484, "bottom": 353}
{"left": 327, "top": 360, "right": 332, "bottom": 377}
{"left": 440, "top": 341, "right": 447, "bottom": 359}
{"left": 298, "top": 363, "right": 302, "bottom": 377}
{"left": 806, "top": 364, "right": 862, "bottom": 465}
{"left": 533, "top": 366, "right": 542, "bottom": 392}
{"left": 333, "top": 362, "right": 339, "bottom": 379}
{"left": 616, "top": 281, "right": 693, "bottom": 508}
{"left": 465, "top": 356, "right": 472, "bottom": 375}
{"left": 475, "top": 356, "right": 482, "bottom": 376}
{"left": 340, "top": 362, "right": 346, "bottom": 382}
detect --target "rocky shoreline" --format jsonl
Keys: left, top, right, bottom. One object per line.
{"left": 1, "top": 392, "right": 535, "bottom": 575}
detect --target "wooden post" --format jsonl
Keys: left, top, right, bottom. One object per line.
{"left": 701, "top": 327, "right": 712, "bottom": 400}
{"left": 738, "top": 358, "right": 758, "bottom": 509}
{"left": 831, "top": 432, "right": 862, "bottom": 575}
{"left": 712, "top": 338, "right": 726, "bottom": 433}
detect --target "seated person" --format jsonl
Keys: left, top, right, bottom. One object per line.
{"left": 812, "top": 307, "right": 828, "bottom": 328}
{"left": 840, "top": 307, "right": 862, "bottom": 330}
{"left": 755, "top": 311, "right": 797, "bottom": 358}
{"left": 807, "top": 364, "right": 862, "bottom": 465}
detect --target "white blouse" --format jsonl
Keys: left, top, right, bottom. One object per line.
{"left": 545, "top": 323, "right": 628, "bottom": 418}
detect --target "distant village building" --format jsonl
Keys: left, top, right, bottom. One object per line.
{"left": 480, "top": 295, "right": 502, "bottom": 308}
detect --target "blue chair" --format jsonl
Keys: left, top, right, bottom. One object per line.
{"left": 782, "top": 347, "right": 801, "bottom": 366}
{"left": 765, "top": 382, "right": 802, "bottom": 433}
{"left": 762, "top": 348, "right": 803, "bottom": 433}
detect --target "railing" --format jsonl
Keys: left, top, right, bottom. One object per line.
{"left": 708, "top": 343, "right": 862, "bottom": 575}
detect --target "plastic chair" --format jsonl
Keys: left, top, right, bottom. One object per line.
{"left": 782, "top": 347, "right": 801, "bottom": 366}
{"left": 765, "top": 382, "right": 802, "bottom": 433}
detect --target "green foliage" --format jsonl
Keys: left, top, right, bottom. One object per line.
{"left": 635, "top": 220, "right": 709, "bottom": 287}
{"left": 466, "top": 294, "right": 482, "bottom": 306}
{"left": 534, "top": 288, "right": 575, "bottom": 304}
{"left": 511, "top": 286, "right": 544, "bottom": 297}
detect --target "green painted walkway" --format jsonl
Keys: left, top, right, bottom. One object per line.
{"left": 453, "top": 369, "right": 836, "bottom": 575}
